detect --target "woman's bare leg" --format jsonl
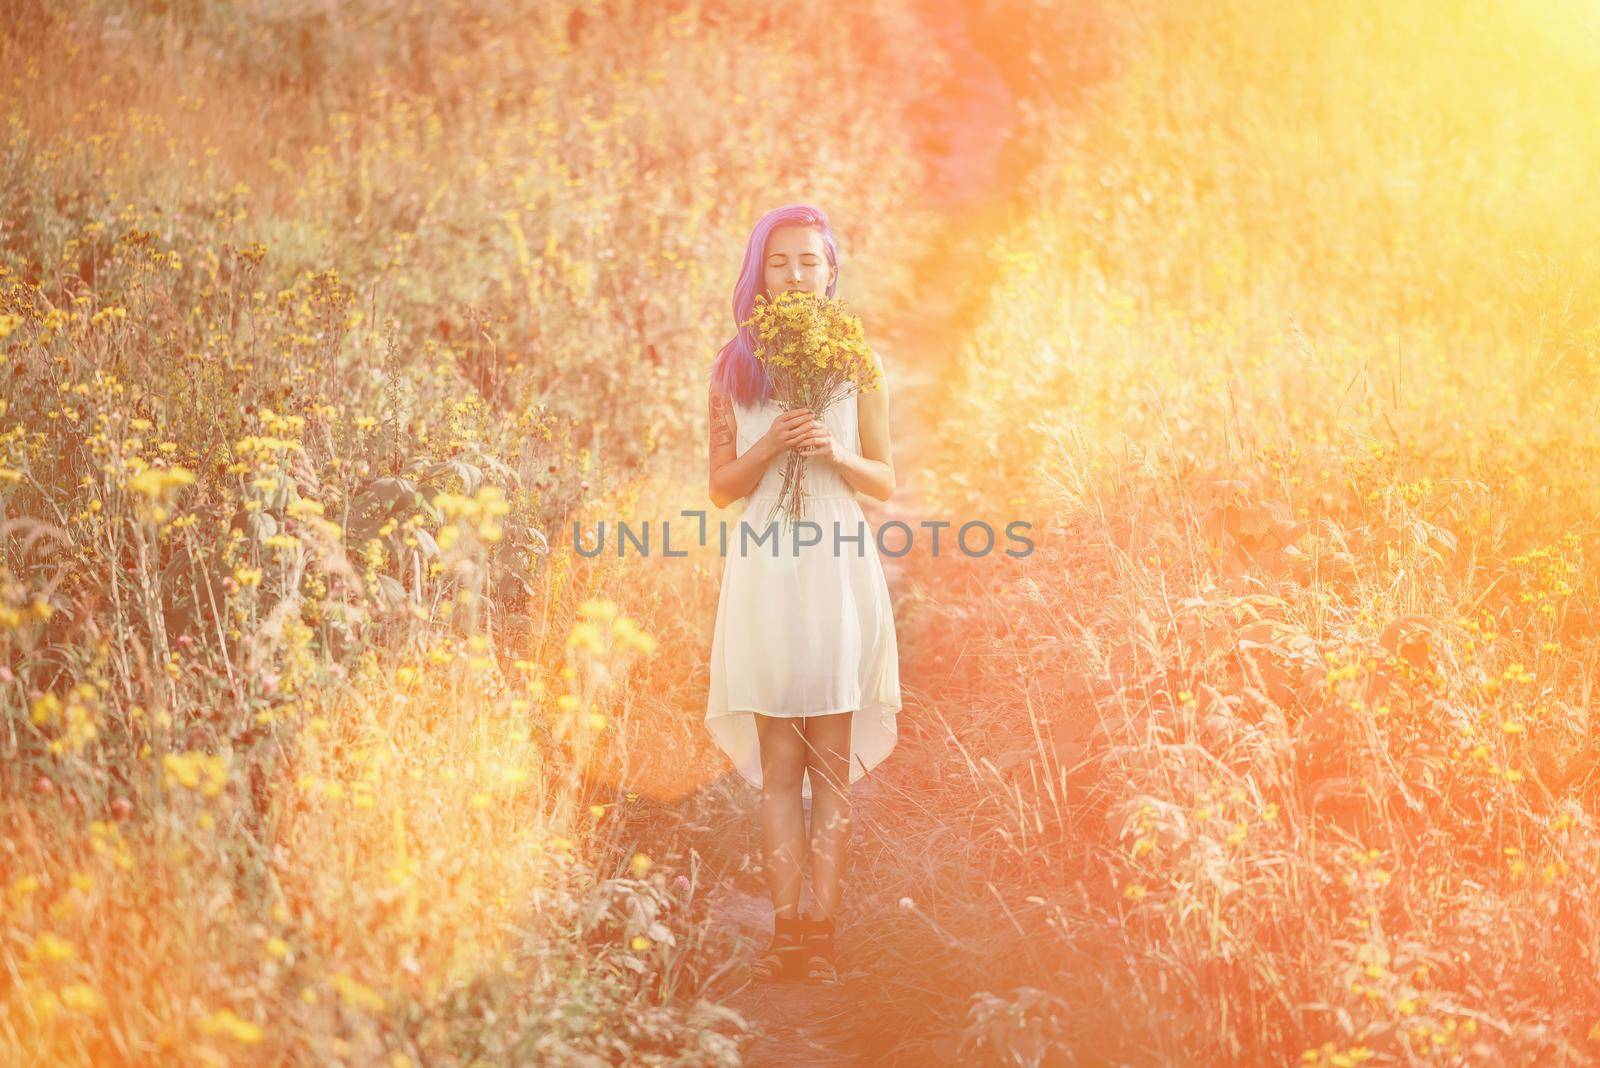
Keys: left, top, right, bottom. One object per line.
{"left": 802, "top": 711, "right": 853, "bottom": 920}
{"left": 754, "top": 714, "right": 809, "bottom": 918}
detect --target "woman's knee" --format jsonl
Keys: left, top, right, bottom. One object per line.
{"left": 755, "top": 715, "right": 807, "bottom": 790}
{"left": 760, "top": 754, "right": 807, "bottom": 794}
{"left": 806, "top": 762, "right": 852, "bottom": 797}
{"left": 802, "top": 719, "right": 852, "bottom": 779}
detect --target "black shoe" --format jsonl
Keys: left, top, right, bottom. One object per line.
{"left": 798, "top": 914, "right": 841, "bottom": 985}
{"left": 751, "top": 914, "right": 807, "bottom": 982}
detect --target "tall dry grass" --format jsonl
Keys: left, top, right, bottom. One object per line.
{"left": 0, "top": 0, "right": 951, "bottom": 1062}
{"left": 815, "top": 0, "right": 1600, "bottom": 1063}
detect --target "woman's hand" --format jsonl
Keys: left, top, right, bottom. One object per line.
{"left": 758, "top": 406, "right": 817, "bottom": 463}
{"left": 794, "top": 414, "right": 843, "bottom": 466}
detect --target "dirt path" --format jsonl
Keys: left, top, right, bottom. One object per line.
{"left": 704, "top": 4, "right": 1027, "bottom": 1064}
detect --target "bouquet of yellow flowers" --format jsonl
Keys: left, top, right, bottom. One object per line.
{"left": 740, "top": 290, "right": 881, "bottom": 528}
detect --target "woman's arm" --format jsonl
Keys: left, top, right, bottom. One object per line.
{"left": 806, "top": 349, "right": 896, "bottom": 502}
{"left": 707, "top": 384, "right": 814, "bottom": 509}
{"left": 708, "top": 384, "right": 759, "bottom": 509}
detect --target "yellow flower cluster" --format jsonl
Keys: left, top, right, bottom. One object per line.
{"left": 433, "top": 485, "right": 511, "bottom": 547}
{"left": 544, "top": 600, "right": 660, "bottom": 742}
{"left": 29, "top": 685, "right": 101, "bottom": 756}
{"left": 197, "top": 1007, "right": 263, "bottom": 1044}
{"left": 738, "top": 291, "right": 881, "bottom": 523}
{"left": 124, "top": 463, "right": 197, "bottom": 526}
{"left": 566, "top": 598, "right": 659, "bottom": 656}
{"left": 127, "top": 465, "right": 195, "bottom": 499}
{"left": 330, "top": 971, "right": 386, "bottom": 1013}
{"left": 88, "top": 305, "right": 128, "bottom": 329}
{"left": 234, "top": 434, "right": 304, "bottom": 459}
{"left": 88, "top": 821, "right": 134, "bottom": 870}
{"left": 162, "top": 751, "right": 230, "bottom": 797}
{"left": 740, "top": 290, "right": 878, "bottom": 397}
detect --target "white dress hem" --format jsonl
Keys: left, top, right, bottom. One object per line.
{"left": 705, "top": 700, "right": 902, "bottom": 800}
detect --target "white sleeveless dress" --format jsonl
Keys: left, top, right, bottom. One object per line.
{"left": 704, "top": 389, "right": 902, "bottom": 800}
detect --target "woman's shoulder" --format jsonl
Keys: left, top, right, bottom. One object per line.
{"left": 709, "top": 380, "right": 769, "bottom": 415}
{"left": 854, "top": 344, "right": 886, "bottom": 381}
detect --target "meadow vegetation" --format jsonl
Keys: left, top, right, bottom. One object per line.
{"left": 8, "top": 0, "right": 1600, "bottom": 1064}
{"left": 876, "top": 0, "right": 1600, "bottom": 1062}
{"left": 0, "top": 0, "right": 943, "bottom": 1061}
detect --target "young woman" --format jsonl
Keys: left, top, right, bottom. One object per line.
{"left": 704, "top": 203, "right": 902, "bottom": 985}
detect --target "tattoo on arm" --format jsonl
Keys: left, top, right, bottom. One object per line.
{"left": 709, "top": 389, "right": 735, "bottom": 449}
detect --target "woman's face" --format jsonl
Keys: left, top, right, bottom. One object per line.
{"left": 762, "top": 225, "right": 835, "bottom": 300}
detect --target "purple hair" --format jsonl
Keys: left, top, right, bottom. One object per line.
{"left": 709, "top": 203, "right": 840, "bottom": 408}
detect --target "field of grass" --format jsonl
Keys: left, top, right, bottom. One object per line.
{"left": 881, "top": 0, "right": 1600, "bottom": 1062}
{"left": 0, "top": 1, "right": 949, "bottom": 1062}
{"left": 6, "top": 0, "right": 1600, "bottom": 1064}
